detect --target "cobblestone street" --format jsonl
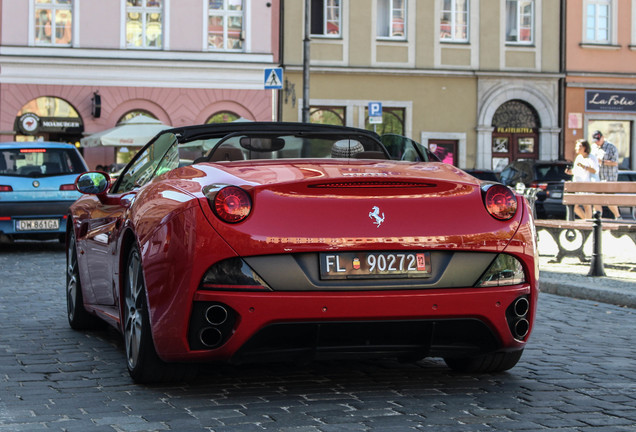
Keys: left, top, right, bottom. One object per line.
{"left": 1, "top": 241, "right": 635, "bottom": 431}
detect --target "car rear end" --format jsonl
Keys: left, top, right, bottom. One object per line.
{"left": 0, "top": 142, "right": 87, "bottom": 241}
{"left": 140, "top": 160, "right": 538, "bottom": 370}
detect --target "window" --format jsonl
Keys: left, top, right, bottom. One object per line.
{"left": 118, "top": 110, "right": 158, "bottom": 124}
{"left": 126, "top": 0, "right": 163, "bottom": 49}
{"left": 206, "top": 111, "right": 240, "bottom": 123}
{"left": 585, "top": 0, "right": 611, "bottom": 43}
{"left": 505, "top": 0, "right": 533, "bottom": 44}
{"left": 310, "top": 106, "right": 345, "bottom": 125}
{"left": 114, "top": 132, "right": 178, "bottom": 193}
{"left": 34, "top": 0, "right": 73, "bottom": 46}
{"left": 440, "top": 0, "right": 468, "bottom": 42}
{"left": 364, "top": 107, "right": 405, "bottom": 135}
{"left": 208, "top": 0, "right": 244, "bottom": 51}
{"left": 377, "top": 0, "right": 406, "bottom": 39}
{"left": 311, "top": 0, "right": 341, "bottom": 37}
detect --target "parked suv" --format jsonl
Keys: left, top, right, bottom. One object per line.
{"left": 500, "top": 160, "right": 571, "bottom": 219}
{"left": 0, "top": 142, "right": 88, "bottom": 242}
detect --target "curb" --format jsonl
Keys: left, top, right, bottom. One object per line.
{"left": 540, "top": 273, "right": 636, "bottom": 308}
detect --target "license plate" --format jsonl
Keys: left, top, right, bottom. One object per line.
{"left": 16, "top": 219, "right": 60, "bottom": 231}
{"left": 319, "top": 251, "right": 431, "bottom": 280}
{"left": 550, "top": 191, "right": 562, "bottom": 199}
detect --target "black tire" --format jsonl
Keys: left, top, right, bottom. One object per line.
{"left": 444, "top": 349, "right": 523, "bottom": 373}
{"left": 123, "top": 245, "right": 195, "bottom": 384}
{"left": 66, "top": 231, "right": 101, "bottom": 330}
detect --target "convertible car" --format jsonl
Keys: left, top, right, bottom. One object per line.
{"left": 67, "top": 122, "right": 538, "bottom": 383}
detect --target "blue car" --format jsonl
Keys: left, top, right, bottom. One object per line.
{"left": 0, "top": 142, "right": 88, "bottom": 242}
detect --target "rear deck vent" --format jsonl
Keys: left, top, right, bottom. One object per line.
{"left": 308, "top": 181, "right": 436, "bottom": 189}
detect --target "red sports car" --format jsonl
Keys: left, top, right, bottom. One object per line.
{"left": 67, "top": 122, "right": 538, "bottom": 383}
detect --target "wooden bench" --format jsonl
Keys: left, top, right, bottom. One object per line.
{"left": 563, "top": 181, "right": 636, "bottom": 220}
{"left": 535, "top": 181, "right": 636, "bottom": 264}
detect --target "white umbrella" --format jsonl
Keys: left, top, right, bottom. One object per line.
{"left": 80, "top": 115, "right": 171, "bottom": 147}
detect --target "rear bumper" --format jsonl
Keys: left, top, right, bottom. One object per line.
{"left": 155, "top": 284, "right": 536, "bottom": 362}
{"left": 0, "top": 201, "right": 73, "bottom": 238}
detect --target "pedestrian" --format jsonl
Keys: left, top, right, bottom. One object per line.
{"left": 591, "top": 130, "right": 620, "bottom": 219}
{"left": 565, "top": 139, "right": 599, "bottom": 219}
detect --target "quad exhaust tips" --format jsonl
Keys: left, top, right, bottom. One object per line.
{"left": 189, "top": 302, "right": 236, "bottom": 350}
{"left": 507, "top": 296, "right": 531, "bottom": 341}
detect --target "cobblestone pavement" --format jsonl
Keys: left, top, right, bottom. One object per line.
{"left": 1, "top": 241, "right": 635, "bottom": 431}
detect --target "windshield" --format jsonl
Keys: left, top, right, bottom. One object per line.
{"left": 178, "top": 132, "right": 390, "bottom": 163}
{"left": 0, "top": 147, "right": 86, "bottom": 178}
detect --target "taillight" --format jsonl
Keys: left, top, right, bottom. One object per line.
{"left": 529, "top": 181, "right": 547, "bottom": 191}
{"left": 59, "top": 184, "right": 76, "bottom": 191}
{"left": 200, "top": 257, "right": 270, "bottom": 291}
{"left": 211, "top": 186, "right": 252, "bottom": 223}
{"left": 482, "top": 184, "right": 518, "bottom": 220}
{"left": 0, "top": 185, "right": 13, "bottom": 192}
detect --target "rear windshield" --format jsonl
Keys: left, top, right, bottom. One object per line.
{"left": 0, "top": 147, "right": 86, "bottom": 178}
{"left": 535, "top": 164, "right": 570, "bottom": 182}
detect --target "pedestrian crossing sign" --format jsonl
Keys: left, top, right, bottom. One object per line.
{"left": 264, "top": 68, "right": 283, "bottom": 89}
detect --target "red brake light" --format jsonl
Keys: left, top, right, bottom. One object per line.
{"left": 212, "top": 186, "right": 252, "bottom": 223}
{"left": 59, "top": 184, "right": 76, "bottom": 191}
{"left": 483, "top": 184, "right": 518, "bottom": 220}
{"left": 0, "top": 185, "right": 13, "bottom": 192}
{"left": 529, "top": 181, "right": 547, "bottom": 191}
{"left": 20, "top": 149, "right": 46, "bottom": 153}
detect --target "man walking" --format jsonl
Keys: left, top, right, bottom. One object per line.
{"left": 592, "top": 130, "right": 620, "bottom": 219}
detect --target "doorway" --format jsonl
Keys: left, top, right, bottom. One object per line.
{"left": 491, "top": 100, "right": 540, "bottom": 171}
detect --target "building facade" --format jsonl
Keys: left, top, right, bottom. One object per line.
{"left": 0, "top": 0, "right": 280, "bottom": 169}
{"left": 563, "top": 0, "right": 636, "bottom": 170}
{"left": 281, "top": 0, "right": 562, "bottom": 171}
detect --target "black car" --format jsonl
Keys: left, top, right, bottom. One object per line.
{"left": 499, "top": 160, "right": 571, "bottom": 219}
{"left": 464, "top": 169, "right": 500, "bottom": 182}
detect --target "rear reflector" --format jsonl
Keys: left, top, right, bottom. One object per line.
{"left": 59, "top": 184, "right": 76, "bottom": 191}
{"left": 0, "top": 185, "right": 13, "bottom": 192}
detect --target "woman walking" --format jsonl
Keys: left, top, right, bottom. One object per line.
{"left": 565, "top": 140, "right": 599, "bottom": 219}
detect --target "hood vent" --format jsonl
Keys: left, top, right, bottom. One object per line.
{"left": 308, "top": 180, "right": 436, "bottom": 189}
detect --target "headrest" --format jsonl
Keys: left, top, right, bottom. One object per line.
{"left": 209, "top": 145, "right": 245, "bottom": 162}
{"left": 331, "top": 139, "right": 364, "bottom": 158}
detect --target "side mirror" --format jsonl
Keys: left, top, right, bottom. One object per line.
{"left": 76, "top": 171, "right": 110, "bottom": 195}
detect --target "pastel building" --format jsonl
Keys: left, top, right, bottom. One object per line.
{"left": 0, "top": 0, "right": 280, "bottom": 169}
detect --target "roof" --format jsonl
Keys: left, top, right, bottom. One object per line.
{"left": 0, "top": 141, "right": 77, "bottom": 149}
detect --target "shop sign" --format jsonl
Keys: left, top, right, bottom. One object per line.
{"left": 585, "top": 90, "right": 636, "bottom": 113}
{"left": 15, "top": 113, "right": 84, "bottom": 135}
{"left": 495, "top": 127, "right": 534, "bottom": 134}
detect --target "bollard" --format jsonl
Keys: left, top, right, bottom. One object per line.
{"left": 588, "top": 211, "right": 606, "bottom": 277}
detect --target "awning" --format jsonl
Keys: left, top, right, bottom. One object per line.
{"left": 80, "top": 115, "right": 171, "bottom": 147}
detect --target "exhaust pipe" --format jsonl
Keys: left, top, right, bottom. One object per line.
{"left": 513, "top": 297, "right": 530, "bottom": 317}
{"left": 514, "top": 318, "right": 530, "bottom": 339}
{"left": 199, "top": 327, "right": 223, "bottom": 348}
{"left": 205, "top": 304, "right": 228, "bottom": 326}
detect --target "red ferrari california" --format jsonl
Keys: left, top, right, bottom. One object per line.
{"left": 67, "top": 122, "right": 538, "bottom": 383}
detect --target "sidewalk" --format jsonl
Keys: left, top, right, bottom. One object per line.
{"left": 537, "top": 229, "right": 636, "bottom": 308}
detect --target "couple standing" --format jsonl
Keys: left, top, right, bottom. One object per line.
{"left": 566, "top": 130, "right": 619, "bottom": 220}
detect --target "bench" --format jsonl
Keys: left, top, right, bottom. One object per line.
{"left": 563, "top": 181, "right": 636, "bottom": 221}
{"left": 535, "top": 181, "right": 636, "bottom": 265}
